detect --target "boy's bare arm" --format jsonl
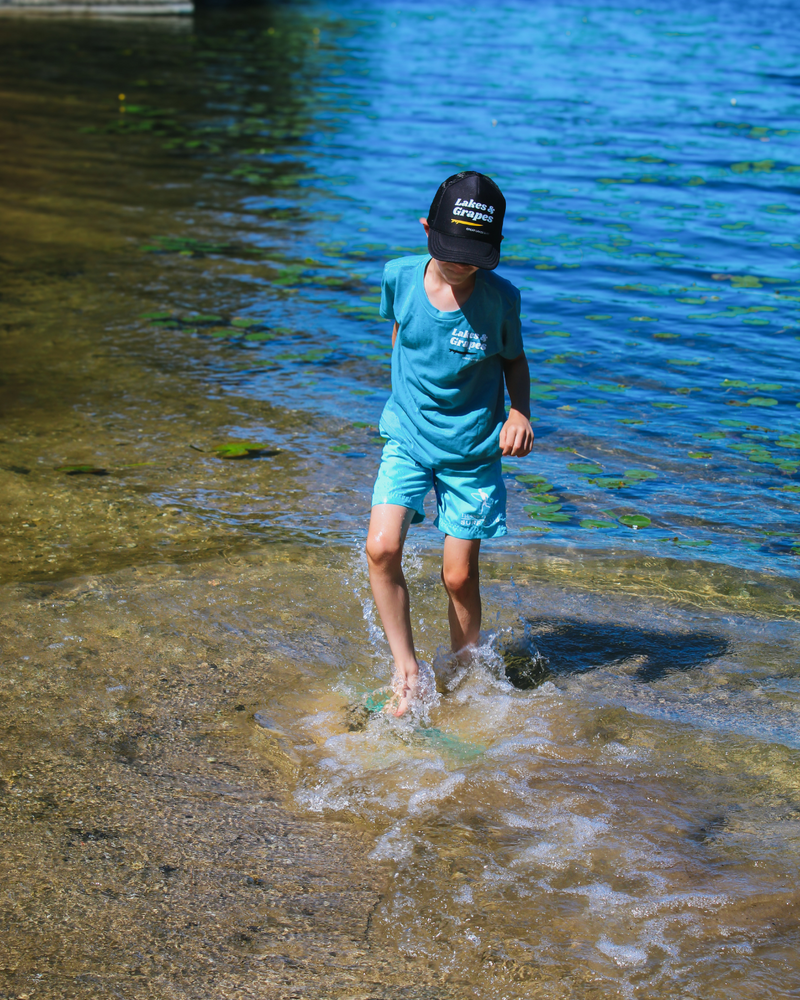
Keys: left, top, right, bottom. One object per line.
{"left": 392, "top": 321, "right": 399, "bottom": 347}
{"left": 500, "top": 352, "right": 535, "bottom": 457}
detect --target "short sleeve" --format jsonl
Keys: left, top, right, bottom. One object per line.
{"left": 500, "top": 286, "right": 524, "bottom": 358}
{"left": 379, "top": 263, "right": 397, "bottom": 322}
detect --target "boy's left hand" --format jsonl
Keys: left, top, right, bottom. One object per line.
{"left": 500, "top": 409, "right": 535, "bottom": 457}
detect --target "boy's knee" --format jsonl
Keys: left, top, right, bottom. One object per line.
{"left": 441, "top": 561, "right": 478, "bottom": 597}
{"left": 366, "top": 533, "right": 402, "bottom": 570}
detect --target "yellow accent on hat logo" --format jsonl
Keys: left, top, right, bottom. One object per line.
{"left": 451, "top": 218, "right": 484, "bottom": 227}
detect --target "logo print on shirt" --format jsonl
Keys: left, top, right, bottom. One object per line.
{"left": 449, "top": 327, "right": 488, "bottom": 356}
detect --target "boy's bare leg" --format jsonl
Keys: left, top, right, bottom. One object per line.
{"left": 366, "top": 504, "right": 419, "bottom": 716}
{"left": 441, "top": 536, "right": 482, "bottom": 654}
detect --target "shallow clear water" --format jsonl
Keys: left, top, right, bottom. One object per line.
{"left": 1, "top": 2, "right": 799, "bottom": 997}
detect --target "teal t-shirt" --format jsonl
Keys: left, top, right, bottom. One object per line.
{"left": 379, "top": 254, "right": 523, "bottom": 468}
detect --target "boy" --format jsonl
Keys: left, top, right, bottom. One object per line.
{"left": 366, "top": 171, "right": 533, "bottom": 716}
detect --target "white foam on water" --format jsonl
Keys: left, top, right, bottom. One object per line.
{"left": 596, "top": 935, "right": 649, "bottom": 968}
{"left": 479, "top": 861, "right": 518, "bottom": 886}
{"left": 453, "top": 883, "right": 473, "bottom": 904}
{"left": 630, "top": 892, "right": 731, "bottom": 918}
{"left": 499, "top": 809, "right": 541, "bottom": 829}
{"left": 370, "top": 823, "right": 417, "bottom": 862}
{"left": 407, "top": 771, "right": 465, "bottom": 816}
{"left": 287, "top": 605, "right": 800, "bottom": 998}
{"left": 564, "top": 882, "right": 635, "bottom": 909}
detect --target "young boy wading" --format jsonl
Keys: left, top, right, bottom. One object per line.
{"left": 366, "top": 171, "right": 534, "bottom": 716}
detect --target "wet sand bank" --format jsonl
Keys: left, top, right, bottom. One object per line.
{"left": 0, "top": 552, "right": 459, "bottom": 999}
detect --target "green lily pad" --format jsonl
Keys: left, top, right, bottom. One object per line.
{"left": 214, "top": 442, "right": 272, "bottom": 459}
{"left": 528, "top": 511, "right": 571, "bottom": 522}
{"left": 516, "top": 475, "right": 554, "bottom": 493}
{"left": 721, "top": 379, "right": 749, "bottom": 387}
{"left": 231, "top": 317, "right": 259, "bottom": 329}
{"left": 525, "top": 484, "right": 557, "bottom": 496}
{"left": 688, "top": 451, "right": 713, "bottom": 459}
{"left": 619, "top": 514, "right": 651, "bottom": 529}
{"left": 580, "top": 518, "right": 616, "bottom": 529}
{"left": 568, "top": 462, "right": 603, "bottom": 474}
{"left": 525, "top": 493, "right": 561, "bottom": 504}
{"left": 751, "top": 383, "right": 782, "bottom": 391}
{"left": 695, "top": 431, "right": 726, "bottom": 440}
{"left": 591, "top": 476, "right": 631, "bottom": 489}
{"left": 623, "top": 469, "right": 657, "bottom": 481}
{"left": 524, "top": 503, "right": 563, "bottom": 514}
{"left": 618, "top": 419, "right": 646, "bottom": 425}
{"left": 746, "top": 397, "right": 778, "bottom": 407}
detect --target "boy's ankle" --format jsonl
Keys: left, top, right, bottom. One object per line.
{"left": 398, "top": 658, "right": 419, "bottom": 680}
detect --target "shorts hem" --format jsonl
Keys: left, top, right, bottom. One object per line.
{"left": 434, "top": 517, "right": 508, "bottom": 540}
{"left": 371, "top": 495, "right": 426, "bottom": 523}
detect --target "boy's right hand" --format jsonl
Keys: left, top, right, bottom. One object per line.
{"left": 500, "top": 408, "right": 535, "bottom": 457}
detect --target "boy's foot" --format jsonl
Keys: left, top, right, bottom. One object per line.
{"left": 389, "top": 666, "right": 418, "bottom": 717}
{"left": 384, "top": 690, "right": 409, "bottom": 717}
{"left": 355, "top": 682, "right": 415, "bottom": 722}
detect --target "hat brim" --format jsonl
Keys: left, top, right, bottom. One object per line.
{"left": 427, "top": 229, "right": 500, "bottom": 270}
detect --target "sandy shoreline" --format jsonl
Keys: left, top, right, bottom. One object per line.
{"left": 0, "top": 555, "right": 454, "bottom": 999}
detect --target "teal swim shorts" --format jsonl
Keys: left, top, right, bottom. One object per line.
{"left": 371, "top": 438, "right": 507, "bottom": 540}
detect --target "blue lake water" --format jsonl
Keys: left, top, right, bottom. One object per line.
{"left": 1, "top": 2, "right": 800, "bottom": 997}
{"left": 118, "top": 0, "right": 800, "bottom": 575}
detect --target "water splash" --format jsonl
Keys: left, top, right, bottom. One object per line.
{"left": 389, "top": 657, "right": 441, "bottom": 725}
{"left": 431, "top": 624, "right": 549, "bottom": 694}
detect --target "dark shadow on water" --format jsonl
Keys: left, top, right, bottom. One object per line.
{"left": 504, "top": 616, "right": 730, "bottom": 687}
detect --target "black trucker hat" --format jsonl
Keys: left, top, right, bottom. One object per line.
{"left": 426, "top": 171, "right": 506, "bottom": 270}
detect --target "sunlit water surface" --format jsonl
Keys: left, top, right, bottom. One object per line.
{"left": 1, "top": 1, "right": 799, "bottom": 997}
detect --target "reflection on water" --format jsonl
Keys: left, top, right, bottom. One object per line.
{"left": 1, "top": 1, "right": 800, "bottom": 997}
